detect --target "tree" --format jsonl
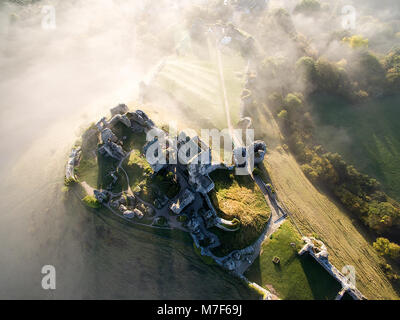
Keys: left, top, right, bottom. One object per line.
{"left": 374, "top": 238, "right": 400, "bottom": 260}
{"left": 386, "top": 66, "right": 400, "bottom": 90}
{"left": 388, "top": 242, "right": 400, "bottom": 260}
{"left": 273, "top": 8, "right": 295, "bottom": 35}
{"left": 342, "top": 35, "right": 369, "bottom": 49}
{"left": 294, "top": 0, "right": 321, "bottom": 15}
{"left": 82, "top": 195, "right": 101, "bottom": 209}
{"left": 301, "top": 164, "right": 319, "bottom": 182}
{"left": 374, "top": 237, "right": 391, "bottom": 256}
{"left": 354, "top": 89, "right": 369, "bottom": 100}
{"left": 314, "top": 59, "right": 342, "bottom": 93}
{"left": 284, "top": 93, "right": 303, "bottom": 112}
{"left": 325, "top": 152, "right": 347, "bottom": 182}
{"left": 384, "top": 49, "right": 400, "bottom": 91}
{"left": 296, "top": 56, "right": 317, "bottom": 78}
{"left": 277, "top": 109, "right": 288, "bottom": 120}
{"left": 350, "top": 52, "right": 386, "bottom": 96}
{"left": 365, "top": 202, "right": 400, "bottom": 233}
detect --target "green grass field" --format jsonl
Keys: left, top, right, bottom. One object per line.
{"left": 123, "top": 149, "right": 153, "bottom": 188}
{"left": 82, "top": 195, "right": 101, "bottom": 209}
{"left": 122, "top": 150, "right": 180, "bottom": 202}
{"left": 245, "top": 221, "right": 342, "bottom": 300}
{"left": 75, "top": 156, "right": 98, "bottom": 187}
{"left": 76, "top": 152, "right": 127, "bottom": 193}
{"left": 112, "top": 122, "right": 147, "bottom": 152}
{"left": 154, "top": 53, "right": 245, "bottom": 130}
{"left": 310, "top": 94, "right": 400, "bottom": 201}
{"left": 75, "top": 123, "right": 148, "bottom": 194}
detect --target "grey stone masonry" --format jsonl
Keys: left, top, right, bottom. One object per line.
{"left": 298, "top": 237, "right": 366, "bottom": 300}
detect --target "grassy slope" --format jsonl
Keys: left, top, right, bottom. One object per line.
{"left": 310, "top": 94, "right": 400, "bottom": 202}
{"left": 154, "top": 53, "right": 244, "bottom": 130}
{"left": 74, "top": 125, "right": 99, "bottom": 187}
{"left": 246, "top": 221, "right": 342, "bottom": 300}
{"left": 98, "top": 155, "right": 128, "bottom": 193}
{"left": 252, "top": 104, "right": 398, "bottom": 299}
{"left": 123, "top": 149, "right": 153, "bottom": 188}
{"left": 123, "top": 149, "right": 180, "bottom": 201}
{"left": 76, "top": 124, "right": 146, "bottom": 193}
{"left": 76, "top": 156, "right": 98, "bottom": 187}
{"left": 141, "top": 50, "right": 399, "bottom": 298}
{"left": 77, "top": 147, "right": 127, "bottom": 193}
{"left": 209, "top": 169, "right": 271, "bottom": 256}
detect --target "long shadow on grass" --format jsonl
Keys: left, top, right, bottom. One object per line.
{"left": 245, "top": 255, "right": 262, "bottom": 285}
{"left": 299, "top": 254, "right": 342, "bottom": 300}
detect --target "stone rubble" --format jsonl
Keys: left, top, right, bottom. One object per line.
{"left": 298, "top": 237, "right": 366, "bottom": 300}
{"left": 65, "top": 146, "right": 81, "bottom": 180}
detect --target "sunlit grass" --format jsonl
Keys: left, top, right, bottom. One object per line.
{"left": 209, "top": 169, "right": 270, "bottom": 256}
{"left": 245, "top": 221, "right": 342, "bottom": 300}
{"left": 154, "top": 53, "right": 245, "bottom": 130}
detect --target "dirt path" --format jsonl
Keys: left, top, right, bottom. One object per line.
{"left": 81, "top": 181, "right": 94, "bottom": 196}
{"left": 258, "top": 105, "right": 398, "bottom": 300}
{"left": 253, "top": 175, "right": 286, "bottom": 235}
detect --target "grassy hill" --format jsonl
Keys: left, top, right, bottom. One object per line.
{"left": 246, "top": 221, "right": 342, "bottom": 300}
{"left": 310, "top": 94, "right": 400, "bottom": 202}
{"left": 153, "top": 53, "right": 245, "bottom": 130}
{"left": 251, "top": 104, "right": 399, "bottom": 299}
{"left": 209, "top": 169, "right": 271, "bottom": 256}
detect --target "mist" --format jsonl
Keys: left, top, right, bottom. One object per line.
{"left": 0, "top": 0, "right": 399, "bottom": 299}
{"left": 0, "top": 0, "right": 210, "bottom": 299}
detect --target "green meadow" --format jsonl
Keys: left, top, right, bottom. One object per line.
{"left": 310, "top": 94, "right": 400, "bottom": 201}
{"left": 154, "top": 53, "right": 245, "bottom": 130}
{"left": 245, "top": 221, "right": 342, "bottom": 300}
